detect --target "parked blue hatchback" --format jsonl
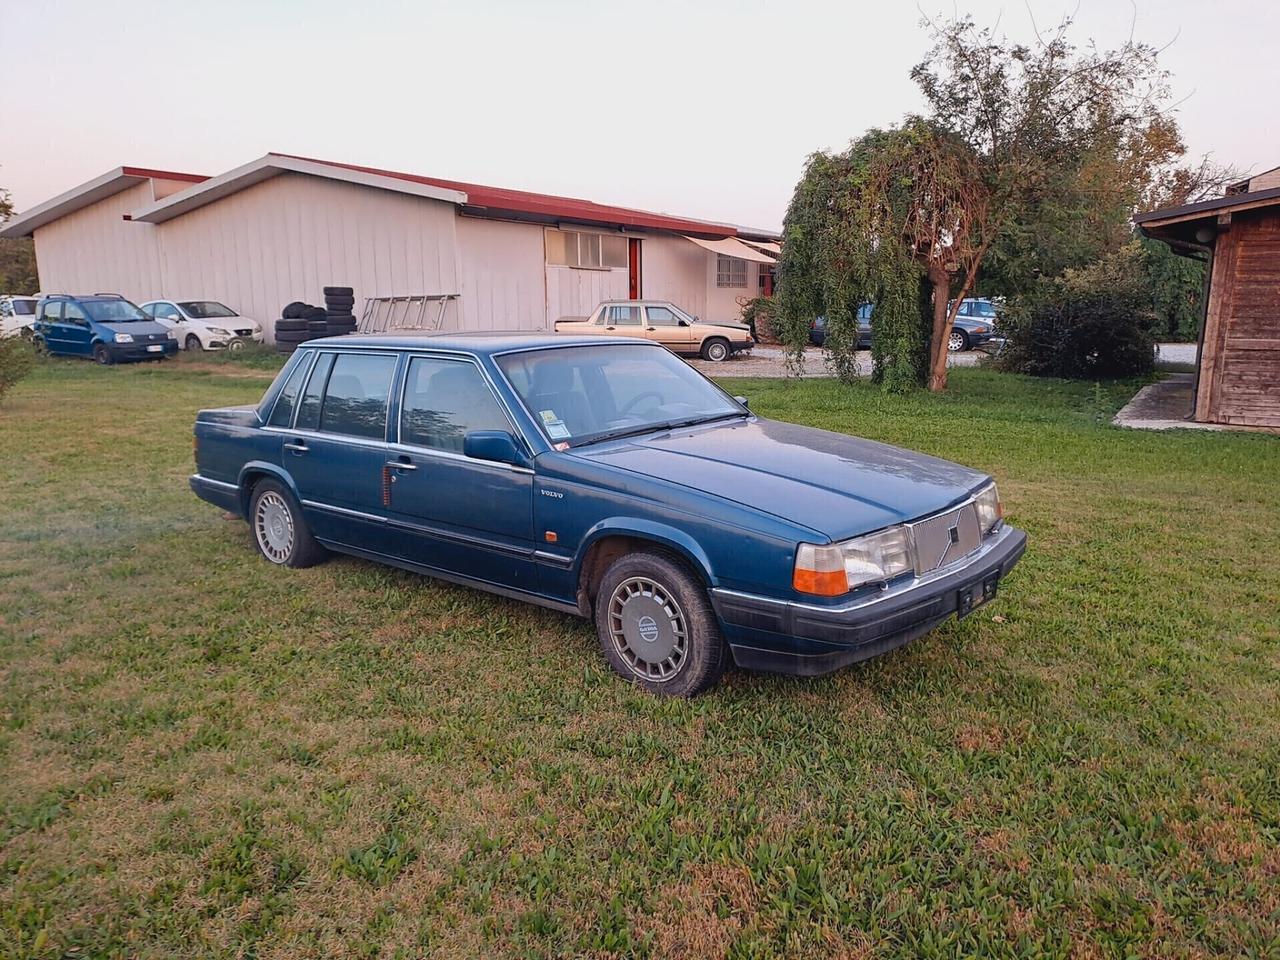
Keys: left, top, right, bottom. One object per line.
{"left": 190, "top": 334, "right": 1025, "bottom": 696}
{"left": 33, "top": 293, "right": 178, "bottom": 364}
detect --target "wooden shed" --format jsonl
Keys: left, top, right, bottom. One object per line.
{"left": 1137, "top": 185, "right": 1280, "bottom": 429}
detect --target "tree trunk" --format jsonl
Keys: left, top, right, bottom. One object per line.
{"left": 927, "top": 262, "right": 952, "bottom": 392}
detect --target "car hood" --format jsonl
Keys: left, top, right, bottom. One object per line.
{"left": 101, "top": 320, "right": 171, "bottom": 337}
{"left": 701, "top": 321, "right": 751, "bottom": 333}
{"left": 571, "top": 418, "right": 988, "bottom": 540}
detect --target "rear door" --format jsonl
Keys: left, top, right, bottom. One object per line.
{"left": 643, "top": 305, "right": 694, "bottom": 351}
{"left": 278, "top": 350, "right": 401, "bottom": 546}
{"left": 383, "top": 354, "right": 537, "bottom": 592}
{"left": 598, "top": 304, "right": 644, "bottom": 339}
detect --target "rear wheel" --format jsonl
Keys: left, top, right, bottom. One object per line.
{"left": 249, "top": 479, "right": 327, "bottom": 568}
{"left": 948, "top": 329, "right": 969, "bottom": 352}
{"left": 594, "top": 551, "right": 727, "bottom": 697}
{"left": 700, "top": 337, "right": 730, "bottom": 362}
{"left": 185, "top": 334, "right": 203, "bottom": 352}
{"left": 92, "top": 343, "right": 113, "bottom": 365}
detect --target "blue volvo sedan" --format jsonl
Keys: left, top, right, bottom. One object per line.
{"left": 190, "top": 333, "right": 1026, "bottom": 696}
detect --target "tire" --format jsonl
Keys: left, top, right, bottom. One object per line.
{"left": 948, "top": 329, "right": 969, "bottom": 353}
{"left": 325, "top": 310, "right": 356, "bottom": 321}
{"left": 92, "top": 343, "right": 113, "bottom": 365}
{"left": 700, "top": 338, "right": 730, "bottom": 362}
{"left": 324, "top": 296, "right": 355, "bottom": 307}
{"left": 326, "top": 322, "right": 356, "bottom": 335}
{"left": 185, "top": 334, "right": 203, "bottom": 353}
{"left": 308, "top": 321, "right": 329, "bottom": 334}
{"left": 282, "top": 301, "right": 309, "bottom": 320}
{"left": 274, "top": 331, "right": 310, "bottom": 345}
{"left": 303, "top": 306, "right": 328, "bottom": 321}
{"left": 248, "top": 479, "right": 327, "bottom": 568}
{"left": 275, "top": 318, "right": 309, "bottom": 333}
{"left": 594, "top": 550, "right": 727, "bottom": 697}
{"left": 276, "top": 341, "right": 298, "bottom": 355}
{"left": 322, "top": 286, "right": 353, "bottom": 297}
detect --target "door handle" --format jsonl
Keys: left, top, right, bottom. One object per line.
{"left": 645, "top": 327, "right": 656, "bottom": 331}
{"left": 605, "top": 326, "right": 615, "bottom": 330}
{"left": 385, "top": 458, "right": 417, "bottom": 472}
{"left": 284, "top": 439, "right": 308, "bottom": 453}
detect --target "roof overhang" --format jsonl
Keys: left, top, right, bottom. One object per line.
{"left": 683, "top": 234, "right": 778, "bottom": 264}
{"left": 0, "top": 166, "right": 206, "bottom": 239}
{"left": 130, "top": 154, "right": 469, "bottom": 224}
{"left": 1135, "top": 186, "right": 1280, "bottom": 254}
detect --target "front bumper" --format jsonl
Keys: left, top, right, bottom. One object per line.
{"left": 711, "top": 523, "right": 1026, "bottom": 676}
{"left": 108, "top": 339, "right": 178, "bottom": 361}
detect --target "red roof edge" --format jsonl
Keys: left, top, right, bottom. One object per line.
{"left": 121, "top": 166, "right": 208, "bottom": 184}
{"left": 268, "top": 152, "right": 744, "bottom": 238}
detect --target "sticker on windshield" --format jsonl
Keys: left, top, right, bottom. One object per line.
{"left": 539, "top": 410, "right": 571, "bottom": 440}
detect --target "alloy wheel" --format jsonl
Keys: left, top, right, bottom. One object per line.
{"left": 948, "top": 331, "right": 967, "bottom": 352}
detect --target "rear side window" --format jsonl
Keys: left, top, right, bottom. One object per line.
{"left": 268, "top": 355, "right": 313, "bottom": 427}
{"left": 317, "top": 353, "right": 397, "bottom": 440}
{"left": 400, "top": 357, "right": 509, "bottom": 453}
{"left": 39, "top": 302, "right": 62, "bottom": 322}
{"left": 295, "top": 353, "right": 335, "bottom": 431}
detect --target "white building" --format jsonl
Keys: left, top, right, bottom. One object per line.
{"left": 1, "top": 153, "right": 780, "bottom": 338}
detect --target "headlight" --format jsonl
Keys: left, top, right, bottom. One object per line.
{"left": 974, "top": 482, "right": 1003, "bottom": 534}
{"left": 209, "top": 327, "right": 231, "bottom": 337}
{"left": 167, "top": 329, "right": 177, "bottom": 340}
{"left": 971, "top": 325, "right": 988, "bottom": 334}
{"left": 794, "top": 525, "right": 916, "bottom": 596}
{"left": 113, "top": 333, "right": 134, "bottom": 343}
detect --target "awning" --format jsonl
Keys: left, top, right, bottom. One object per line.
{"left": 683, "top": 234, "right": 778, "bottom": 264}
{"left": 736, "top": 237, "right": 781, "bottom": 256}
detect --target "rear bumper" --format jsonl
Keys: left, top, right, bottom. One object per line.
{"left": 711, "top": 524, "right": 1027, "bottom": 676}
{"left": 190, "top": 474, "right": 242, "bottom": 515}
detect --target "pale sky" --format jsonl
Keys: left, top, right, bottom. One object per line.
{"left": 2, "top": 0, "right": 1276, "bottom": 230}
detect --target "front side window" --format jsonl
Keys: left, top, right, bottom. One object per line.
{"left": 646, "top": 306, "right": 679, "bottom": 326}
{"left": 716, "top": 255, "right": 747, "bottom": 288}
{"left": 497, "top": 343, "right": 743, "bottom": 445}
{"left": 63, "top": 302, "right": 88, "bottom": 324}
{"left": 152, "top": 302, "right": 178, "bottom": 320}
{"left": 317, "top": 353, "right": 397, "bottom": 440}
{"left": 400, "top": 357, "right": 510, "bottom": 453}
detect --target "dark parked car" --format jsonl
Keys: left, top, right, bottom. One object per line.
{"left": 32, "top": 293, "right": 178, "bottom": 364}
{"left": 810, "top": 300, "right": 999, "bottom": 352}
{"left": 190, "top": 334, "right": 1025, "bottom": 696}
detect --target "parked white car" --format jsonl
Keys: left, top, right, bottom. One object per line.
{"left": 140, "top": 299, "right": 264, "bottom": 352}
{"left": 1, "top": 295, "right": 39, "bottom": 338}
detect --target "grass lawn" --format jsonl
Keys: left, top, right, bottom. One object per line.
{"left": 1, "top": 356, "right": 1278, "bottom": 959}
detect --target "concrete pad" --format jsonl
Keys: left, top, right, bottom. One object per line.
{"left": 1113, "top": 374, "right": 1229, "bottom": 431}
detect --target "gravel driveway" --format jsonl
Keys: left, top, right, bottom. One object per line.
{"left": 691, "top": 345, "right": 986, "bottom": 378}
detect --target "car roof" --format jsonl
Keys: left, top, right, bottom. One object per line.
{"left": 298, "top": 331, "right": 655, "bottom": 356}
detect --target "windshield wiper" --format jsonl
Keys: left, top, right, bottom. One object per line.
{"left": 571, "top": 411, "right": 746, "bottom": 448}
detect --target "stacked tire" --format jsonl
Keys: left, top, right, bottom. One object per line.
{"left": 323, "top": 286, "right": 358, "bottom": 338}
{"left": 275, "top": 301, "right": 332, "bottom": 354}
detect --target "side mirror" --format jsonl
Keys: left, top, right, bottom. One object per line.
{"left": 463, "top": 430, "right": 530, "bottom": 468}
{"left": 733, "top": 395, "right": 750, "bottom": 409}
{"left": 167, "top": 314, "right": 182, "bottom": 323}
{"left": 678, "top": 319, "right": 690, "bottom": 327}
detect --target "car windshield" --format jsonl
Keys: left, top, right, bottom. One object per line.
{"left": 82, "top": 299, "right": 148, "bottom": 323}
{"left": 179, "top": 301, "right": 238, "bottom": 319}
{"left": 497, "top": 343, "right": 745, "bottom": 446}
{"left": 967, "top": 300, "right": 997, "bottom": 318}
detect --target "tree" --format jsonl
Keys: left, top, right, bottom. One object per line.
{"left": 778, "top": 120, "right": 989, "bottom": 392}
{"left": 0, "top": 185, "right": 39, "bottom": 295}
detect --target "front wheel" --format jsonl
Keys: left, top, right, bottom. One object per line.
{"left": 92, "top": 343, "right": 113, "bottom": 365}
{"left": 948, "top": 330, "right": 969, "bottom": 352}
{"left": 185, "top": 334, "right": 203, "bottom": 353}
{"left": 700, "top": 338, "right": 730, "bottom": 362}
{"left": 249, "top": 479, "right": 327, "bottom": 568}
{"left": 594, "top": 551, "right": 728, "bottom": 697}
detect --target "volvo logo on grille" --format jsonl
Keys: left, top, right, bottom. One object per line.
{"left": 948, "top": 524, "right": 960, "bottom": 544}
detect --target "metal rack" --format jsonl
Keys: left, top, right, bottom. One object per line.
{"left": 357, "top": 295, "right": 460, "bottom": 334}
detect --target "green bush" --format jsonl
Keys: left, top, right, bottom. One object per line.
{"left": 999, "top": 245, "right": 1157, "bottom": 379}
{"left": 739, "top": 295, "right": 780, "bottom": 344}
{"left": 0, "top": 335, "right": 35, "bottom": 403}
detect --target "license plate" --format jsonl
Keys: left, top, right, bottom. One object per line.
{"left": 957, "top": 576, "right": 998, "bottom": 619}
{"left": 147, "top": 344, "right": 163, "bottom": 352}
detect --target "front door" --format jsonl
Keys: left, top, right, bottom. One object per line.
{"left": 384, "top": 355, "right": 537, "bottom": 593}
{"left": 643, "top": 305, "right": 694, "bottom": 352}
{"left": 55, "top": 301, "right": 94, "bottom": 357}
{"left": 281, "top": 350, "right": 400, "bottom": 545}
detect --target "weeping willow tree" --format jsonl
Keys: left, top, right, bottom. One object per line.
{"left": 778, "top": 120, "right": 989, "bottom": 391}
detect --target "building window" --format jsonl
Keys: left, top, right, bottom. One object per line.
{"left": 546, "top": 229, "right": 627, "bottom": 269}
{"left": 717, "top": 255, "right": 748, "bottom": 288}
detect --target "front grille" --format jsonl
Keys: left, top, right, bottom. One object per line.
{"left": 235, "top": 328, "right": 252, "bottom": 336}
{"left": 908, "top": 502, "right": 982, "bottom": 575}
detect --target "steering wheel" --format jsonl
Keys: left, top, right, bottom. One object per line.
{"left": 618, "top": 391, "right": 665, "bottom": 418}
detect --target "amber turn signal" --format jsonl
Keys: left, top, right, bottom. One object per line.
{"left": 792, "top": 543, "right": 849, "bottom": 597}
